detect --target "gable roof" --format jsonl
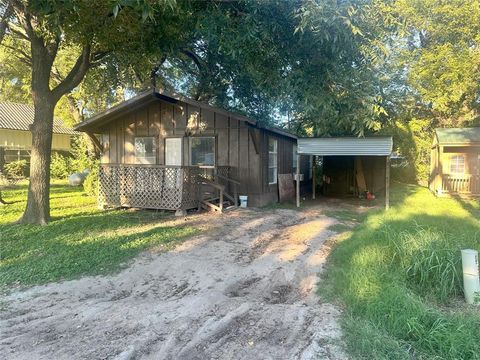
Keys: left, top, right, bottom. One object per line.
{"left": 434, "top": 127, "right": 480, "bottom": 145}
{"left": 298, "top": 136, "right": 393, "bottom": 156}
{"left": 0, "top": 102, "right": 78, "bottom": 135}
{"left": 73, "top": 90, "right": 297, "bottom": 139}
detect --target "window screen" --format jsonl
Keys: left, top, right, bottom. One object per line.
{"left": 135, "top": 137, "right": 156, "bottom": 164}
{"left": 268, "top": 138, "right": 278, "bottom": 184}
{"left": 190, "top": 137, "right": 215, "bottom": 166}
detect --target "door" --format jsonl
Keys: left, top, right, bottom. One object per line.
{"left": 165, "top": 138, "right": 183, "bottom": 189}
{"left": 165, "top": 138, "right": 182, "bottom": 166}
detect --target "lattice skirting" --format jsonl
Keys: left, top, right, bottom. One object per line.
{"left": 99, "top": 165, "right": 202, "bottom": 210}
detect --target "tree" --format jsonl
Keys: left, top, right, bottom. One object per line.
{"left": 0, "top": 0, "right": 180, "bottom": 224}
{"left": 392, "top": 0, "right": 480, "bottom": 126}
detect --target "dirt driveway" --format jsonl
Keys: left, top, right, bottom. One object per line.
{"left": 1, "top": 205, "right": 350, "bottom": 360}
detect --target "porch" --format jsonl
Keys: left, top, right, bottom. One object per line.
{"left": 441, "top": 173, "right": 480, "bottom": 196}
{"left": 98, "top": 164, "right": 239, "bottom": 211}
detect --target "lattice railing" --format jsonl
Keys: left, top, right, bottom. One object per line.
{"left": 99, "top": 165, "right": 213, "bottom": 210}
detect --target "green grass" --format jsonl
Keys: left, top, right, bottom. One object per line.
{"left": 0, "top": 182, "right": 198, "bottom": 291}
{"left": 327, "top": 223, "right": 354, "bottom": 233}
{"left": 323, "top": 183, "right": 480, "bottom": 359}
{"left": 324, "top": 209, "right": 368, "bottom": 223}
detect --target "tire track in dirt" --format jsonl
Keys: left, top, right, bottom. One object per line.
{"left": 1, "top": 207, "right": 347, "bottom": 360}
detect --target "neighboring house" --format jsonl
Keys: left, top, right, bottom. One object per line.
{"left": 429, "top": 127, "right": 480, "bottom": 196}
{"left": 74, "top": 90, "right": 309, "bottom": 211}
{"left": 0, "top": 102, "right": 78, "bottom": 166}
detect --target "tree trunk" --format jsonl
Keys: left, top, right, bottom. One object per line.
{"left": 19, "top": 97, "right": 55, "bottom": 225}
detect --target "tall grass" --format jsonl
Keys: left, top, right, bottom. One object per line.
{"left": 389, "top": 227, "right": 464, "bottom": 301}
{"left": 323, "top": 184, "right": 480, "bottom": 359}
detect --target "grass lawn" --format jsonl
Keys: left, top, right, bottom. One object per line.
{"left": 323, "top": 183, "right": 480, "bottom": 359}
{"left": 0, "top": 182, "right": 198, "bottom": 291}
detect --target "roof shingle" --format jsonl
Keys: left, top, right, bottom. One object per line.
{"left": 435, "top": 128, "right": 480, "bottom": 145}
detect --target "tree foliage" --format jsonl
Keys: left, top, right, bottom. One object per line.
{"left": 393, "top": 0, "right": 480, "bottom": 126}
{"left": 1, "top": 0, "right": 479, "bottom": 218}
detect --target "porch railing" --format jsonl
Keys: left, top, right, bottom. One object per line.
{"left": 98, "top": 164, "right": 232, "bottom": 210}
{"left": 442, "top": 174, "right": 480, "bottom": 195}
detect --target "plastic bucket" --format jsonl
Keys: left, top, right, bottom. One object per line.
{"left": 239, "top": 195, "right": 248, "bottom": 208}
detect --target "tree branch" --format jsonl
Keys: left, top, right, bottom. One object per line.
{"left": 9, "top": 26, "right": 30, "bottom": 41}
{"left": 0, "top": 2, "right": 13, "bottom": 44}
{"left": 182, "top": 49, "right": 204, "bottom": 71}
{"left": 0, "top": 42, "right": 32, "bottom": 65}
{"left": 51, "top": 43, "right": 91, "bottom": 101}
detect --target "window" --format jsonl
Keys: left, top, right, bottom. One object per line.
{"left": 268, "top": 138, "right": 278, "bottom": 184}
{"left": 190, "top": 137, "right": 215, "bottom": 166}
{"left": 292, "top": 144, "right": 298, "bottom": 173}
{"left": 135, "top": 137, "right": 156, "bottom": 164}
{"left": 450, "top": 155, "right": 465, "bottom": 174}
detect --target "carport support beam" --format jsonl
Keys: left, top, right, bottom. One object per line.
{"left": 385, "top": 155, "right": 391, "bottom": 210}
{"left": 312, "top": 155, "right": 316, "bottom": 200}
{"left": 296, "top": 154, "right": 301, "bottom": 207}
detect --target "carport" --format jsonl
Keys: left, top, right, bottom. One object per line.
{"left": 295, "top": 137, "right": 393, "bottom": 209}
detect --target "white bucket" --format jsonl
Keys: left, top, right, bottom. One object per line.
{"left": 239, "top": 195, "right": 248, "bottom": 208}
{"left": 461, "top": 249, "right": 480, "bottom": 305}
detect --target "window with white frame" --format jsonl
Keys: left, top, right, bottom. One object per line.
{"left": 450, "top": 155, "right": 465, "bottom": 174}
{"left": 190, "top": 137, "right": 215, "bottom": 166}
{"left": 134, "top": 137, "right": 156, "bottom": 164}
{"left": 292, "top": 144, "right": 298, "bottom": 173}
{"left": 268, "top": 138, "right": 278, "bottom": 184}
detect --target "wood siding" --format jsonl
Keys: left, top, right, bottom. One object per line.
{"left": 0, "top": 129, "right": 72, "bottom": 151}
{"left": 98, "top": 98, "right": 298, "bottom": 206}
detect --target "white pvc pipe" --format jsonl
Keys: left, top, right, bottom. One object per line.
{"left": 461, "top": 249, "right": 480, "bottom": 305}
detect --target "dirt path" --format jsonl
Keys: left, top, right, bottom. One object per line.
{"left": 1, "top": 206, "right": 348, "bottom": 360}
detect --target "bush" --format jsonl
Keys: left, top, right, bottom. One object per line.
{"left": 50, "top": 152, "right": 74, "bottom": 179}
{"left": 3, "top": 160, "right": 28, "bottom": 179}
{"left": 83, "top": 161, "right": 99, "bottom": 197}
{"left": 382, "top": 118, "right": 433, "bottom": 185}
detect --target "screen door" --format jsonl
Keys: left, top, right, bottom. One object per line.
{"left": 165, "top": 138, "right": 182, "bottom": 166}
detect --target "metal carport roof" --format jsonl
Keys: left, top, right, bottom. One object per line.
{"left": 297, "top": 136, "right": 393, "bottom": 156}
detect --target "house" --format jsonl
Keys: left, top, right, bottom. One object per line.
{"left": 429, "top": 127, "right": 480, "bottom": 196}
{"left": 74, "top": 90, "right": 310, "bottom": 211}
{"left": 0, "top": 102, "right": 78, "bottom": 167}
{"left": 297, "top": 137, "right": 393, "bottom": 208}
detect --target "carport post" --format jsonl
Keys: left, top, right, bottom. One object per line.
{"left": 296, "top": 153, "right": 301, "bottom": 207}
{"left": 385, "top": 155, "right": 391, "bottom": 210}
{"left": 312, "top": 155, "right": 316, "bottom": 200}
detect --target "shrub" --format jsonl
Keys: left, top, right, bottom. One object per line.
{"left": 83, "top": 161, "right": 99, "bottom": 197}
{"left": 3, "top": 160, "right": 28, "bottom": 179}
{"left": 50, "top": 152, "right": 74, "bottom": 179}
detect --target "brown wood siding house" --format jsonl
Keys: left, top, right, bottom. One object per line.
{"left": 429, "top": 128, "right": 480, "bottom": 196}
{"left": 74, "top": 90, "right": 308, "bottom": 211}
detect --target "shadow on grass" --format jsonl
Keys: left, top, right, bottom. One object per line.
{"left": 0, "top": 182, "right": 199, "bottom": 290}
{"left": 0, "top": 217, "right": 197, "bottom": 290}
